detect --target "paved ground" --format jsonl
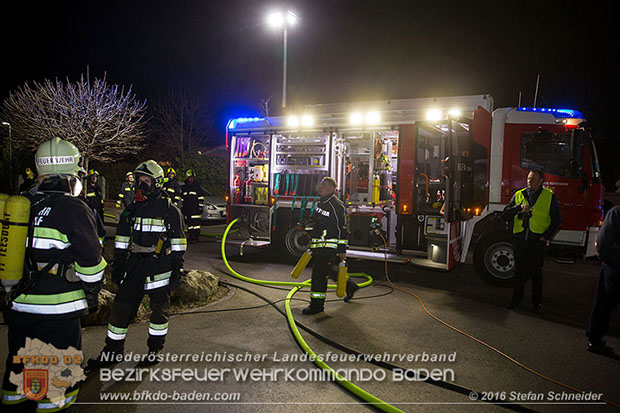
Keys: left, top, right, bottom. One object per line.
{"left": 2, "top": 222, "right": 619, "bottom": 412}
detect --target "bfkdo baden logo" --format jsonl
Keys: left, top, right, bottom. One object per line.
{"left": 23, "top": 369, "right": 49, "bottom": 400}
{"left": 10, "top": 338, "right": 86, "bottom": 407}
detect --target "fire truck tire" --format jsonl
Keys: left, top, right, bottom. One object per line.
{"left": 278, "top": 226, "right": 311, "bottom": 262}
{"left": 473, "top": 234, "right": 515, "bottom": 287}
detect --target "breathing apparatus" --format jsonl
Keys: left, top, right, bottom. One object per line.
{"left": 1, "top": 137, "right": 85, "bottom": 307}
{"left": 134, "top": 160, "right": 164, "bottom": 201}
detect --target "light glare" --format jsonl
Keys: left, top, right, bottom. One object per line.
{"left": 350, "top": 112, "right": 364, "bottom": 125}
{"left": 287, "top": 116, "right": 300, "bottom": 127}
{"left": 448, "top": 108, "right": 462, "bottom": 117}
{"left": 267, "top": 12, "right": 284, "bottom": 28}
{"left": 301, "top": 114, "right": 314, "bottom": 126}
{"left": 366, "top": 111, "right": 380, "bottom": 124}
{"left": 426, "top": 109, "right": 443, "bottom": 121}
{"left": 287, "top": 11, "right": 298, "bottom": 25}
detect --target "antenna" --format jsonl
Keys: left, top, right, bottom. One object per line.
{"left": 533, "top": 74, "right": 540, "bottom": 108}
{"left": 518, "top": 91, "right": 522, "bottom": 107}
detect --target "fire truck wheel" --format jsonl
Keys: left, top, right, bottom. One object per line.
{"left": 279, "top": 226, "right": 311, "bottom": 262}
{"left": 474, "top": 234, "right": 515, "bottom": 287}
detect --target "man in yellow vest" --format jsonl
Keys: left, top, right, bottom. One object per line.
{"left": 504, "top": 169, "right": 561, "bottom": 313}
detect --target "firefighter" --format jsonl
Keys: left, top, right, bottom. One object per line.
{"left": 2, "top": 137, "right": 106, "bottom": 411}
{"left": 586, "top": 205, "right": 620, "bottom": 353}
{"left": 303, "top": 177, "right": 358, "bottom": 315}
{"left": 504, "top": 169, "right": 561, "bottom": 313}
{"left": 18, "top": 168, "right": 37, "bottom": 193}
{"left": 163, "top": 167, "right": 182, "bottom": 208}
{"left": 86, "top": 160, "right": 186, "bottom": 371}
{"left": 85, "top": 169, "right": 104, "bottom": 221}
{"left": 182, "top": 169, "right": 205, "bottom": 242}
{"left": 116, "top": 172, "right": 135, "bottom": 209}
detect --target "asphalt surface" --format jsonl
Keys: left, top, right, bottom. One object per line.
{"left": 2, "top": 222, "right": 619, "bottom": 412}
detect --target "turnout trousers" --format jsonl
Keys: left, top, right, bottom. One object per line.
{"left": 309, "top": 250, "right": 356, "bottom": 309}
{"left": 586, "top": 263, "right": 620, "bottom": 343}
{"left": 104, "top": 259, "right": 170, "bottom": 353}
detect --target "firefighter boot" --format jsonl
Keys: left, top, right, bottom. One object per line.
{"left": 85, "top": 347, "right": 124, "bottom": 375}
{"left": 302, "top": 298, "right": 324, "bottom": 315}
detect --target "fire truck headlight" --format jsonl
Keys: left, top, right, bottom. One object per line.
{"left": 301, "top": 114, "right": 314, "bottom": 127}
{"left": 366, "top": 111, "right": 380, "bottom": 124}
{"left": 287, "top": 116, "right": 300, "bottom": 127}
{"left": 426, "top": 109, "right": 443, "bottom": 121}
{"left": 350, "top": 112, "right": 364, "bottom": 125}
{"left": 448, "top": 108, "right": 462, "bottom": 117}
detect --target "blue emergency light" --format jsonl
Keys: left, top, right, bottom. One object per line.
{"left": 227, "top": 117, "right": 267, "bottom": 129}
{"left": 517, "top": 107, "right": 583, "bottom": 118}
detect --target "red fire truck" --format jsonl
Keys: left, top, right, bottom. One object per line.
{"left": 225, "top": 95, "right": 603, "bottom": 286}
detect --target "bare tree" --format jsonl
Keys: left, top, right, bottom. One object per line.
{"left": 149, "top": 87, "right": 214, "bottom": 163}
{"left": 2, "top": 70, "right": 147, "bottom": 172}
{"left": 258, "top": 96, "right": 272, "bottom": 117}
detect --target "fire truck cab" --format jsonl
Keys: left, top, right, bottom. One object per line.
{"left": 226, "top": 94, "right": 603, "bottom": 286}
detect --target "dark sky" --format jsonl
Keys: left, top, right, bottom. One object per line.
{"left": 2, "top": 1, "right": 618, "bottom": 139}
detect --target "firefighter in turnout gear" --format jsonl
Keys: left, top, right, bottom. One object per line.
{"left": 86, "top": 160, "right": 186, "bottom": 372}
{"left": 163, "top": 167, "right": 182, "bottom": 208}
{"left": 2, "top": 137, "right": 106, "bottom": 412}
{"left": 116, "top": 172, "right": 135, "bottom": 208}
{"left": 182, "top": 169, "right": 205, "bottom": 242}
{"left": 303, "top": 177, "right": 358, "bottom": 315}
{"left": 85, "top": 169, "right": 104, "bottom": 221}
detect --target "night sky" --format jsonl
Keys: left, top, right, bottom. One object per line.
{"left": 2, "top": 1, "right": 618, "bottom": 139}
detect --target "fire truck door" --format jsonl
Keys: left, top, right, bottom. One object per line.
{"left": 445, "top": 118, "right": 474, "bottom": 223}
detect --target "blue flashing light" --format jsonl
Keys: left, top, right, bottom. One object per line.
{"left": 517, "top": 107, "right": 584, "bottom": 119}
{"left": 227, "top": 117, "right": 266, "bottom": 129}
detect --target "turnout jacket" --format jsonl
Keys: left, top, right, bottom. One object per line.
{"left": 114, "top": 192, "right": 186, "bottom": 291}
{"left": 597, "top": 205, "right": 620, "bottom": 269}
{"left": 310, "top": 193, "right": 348, "bottom": 253}
{"left": 182, "top": 179, "right": 205, "bottom": 216}
{"left": 117, "top": 181, "right": 135, "bottom": 208}
{"left": 164, "top": 178, "right": 182, "bottom": 207}
{"left": 11, "top": 181, "right": 106, "bottom": 319}
{"left": 86, "top": 181, "right": 104, "bottom": 218}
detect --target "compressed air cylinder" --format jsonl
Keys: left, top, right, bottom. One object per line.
{"left": 290, "top": 250, "right": 312, "bottom": 279}
{"left": 0, "top": 195, "right": 31, "bottom": 289}
{"left": 336, "top": 260, "right": 348, "bottom": 298}
{"left": 372, "top": 174, "right": 380, "bottom": 203}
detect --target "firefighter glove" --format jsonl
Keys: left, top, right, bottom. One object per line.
{"left": 169, "top": 268, "right": 184, "bottom": 292}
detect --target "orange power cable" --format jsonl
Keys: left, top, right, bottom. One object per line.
{"left": 378, "top": 234, "right": 619, "bottom": 409}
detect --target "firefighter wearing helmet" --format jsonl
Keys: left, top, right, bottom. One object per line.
{"left": 86, "top": 168, "right": 104, "bottom": 221}
{"left": 181, "top": 169, "right": 205, "bottom": 242}
{"left": 2, "top": 137, "right": 106, "bottom": 411}
{"left": 86, "top": 160, "right": 186, "bottom": 372}
{"left": 116, "top": 171, "right": 135, "bottom": 209}
{"left": 163, "top": 167, "right": 182, "bottom": 208}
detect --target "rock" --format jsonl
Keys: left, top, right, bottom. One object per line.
{"left": 171, "top": 270, "right": 219, "bottom": 305}
{"left": 81, "top": 270, "right": 220, "bottom": 326}
{"left": 81, "top": 288, "right": 115, "bottom": 326}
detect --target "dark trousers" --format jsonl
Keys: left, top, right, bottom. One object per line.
{"left": 310, "top": 250, "right": 356, "bottom": 308}
{"left": 104, "top": 260, "right": 170, "bottom": 353}
{"left": 511, "top": 237, "right": 545, "bottom": 306}
{"left": 586, "top": 263, "right": 620, "bottom": 343}
{"left": 2, "top": 311, "right": 80, "bottom": 412}
{"left": 184, "top": 215, "right": 201, "bottom": 241}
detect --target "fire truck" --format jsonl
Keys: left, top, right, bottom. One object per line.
{"left": 225, "top": 94, "right": 603, "bottom": 286}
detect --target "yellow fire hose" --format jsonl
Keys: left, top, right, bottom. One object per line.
{"left": 221, "top": 219, "right": 403, "bottom": 413}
